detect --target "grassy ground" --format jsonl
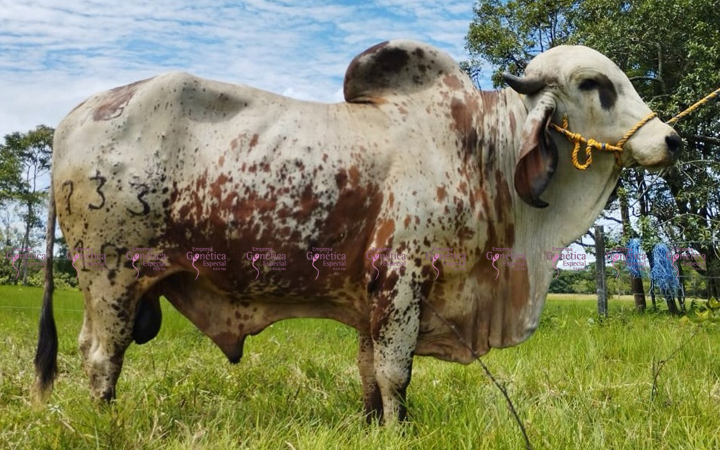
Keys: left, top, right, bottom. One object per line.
{"left": 0, "top": 285, "right": 718, "bottom": 450}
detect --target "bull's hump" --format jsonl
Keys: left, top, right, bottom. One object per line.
{"left": 343, "top": 40, "right": 471, "bottom": 103}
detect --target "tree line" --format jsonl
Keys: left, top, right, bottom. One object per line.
{"left": 465, "top": 0, "right": 720, "bottom": 312}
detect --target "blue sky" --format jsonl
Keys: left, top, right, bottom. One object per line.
{"left": 0, "top": 0, "right": 483, "bottom": 139}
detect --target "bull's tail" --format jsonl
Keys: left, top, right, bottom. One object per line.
{"left": 33, "top": 180, "right": 57, "bottom": 402}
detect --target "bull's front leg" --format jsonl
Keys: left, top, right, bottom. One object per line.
{"left": 370, "top": 275, "right": 422, "bottom": 423}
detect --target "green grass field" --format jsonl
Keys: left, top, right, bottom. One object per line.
{"left": 0, "top": 285, "right": 718, "bottom": 449}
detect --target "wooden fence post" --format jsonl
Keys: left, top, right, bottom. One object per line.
{"left": 595, "top": 225, "right": 608, "bottom": 317}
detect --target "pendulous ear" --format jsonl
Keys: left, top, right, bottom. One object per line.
{"left": 514, "top": 93, "right": 558, "bottom": 208}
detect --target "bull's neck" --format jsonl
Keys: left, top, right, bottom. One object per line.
{"left": 473, "top": 88, "right": 620, "bottom": 268}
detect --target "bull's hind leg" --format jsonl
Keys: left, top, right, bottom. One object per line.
{"left": 371, "top": 276, "right": 422, "bottom": 423}
{"left": 78, "top": 271, "right": 139, "bottom": 400}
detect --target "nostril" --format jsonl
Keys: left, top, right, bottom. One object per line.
{"left": 665, "top": 133, "right": 683, "bottom": 155}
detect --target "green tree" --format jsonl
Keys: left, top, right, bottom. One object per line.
{"left": 466, "top": 0, "right": 720, "bottom": 306}
{"left": 0, "top": 125, "right": 53, "bottom": 285}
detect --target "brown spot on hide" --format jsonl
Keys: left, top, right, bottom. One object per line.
{"left": 93, "top": 78, "right": 150, "bottom": 121}
{"left": 436, "top": 186, "right": 447, "bottom": 202}
{"left": 443, "top": 75, "right": 463, "bottom": 90}
{"left": 375, "top": 220, "right": 395, "bottom": 247}
{"left": 249, "top": 134, "right": 259, "bottom": 148}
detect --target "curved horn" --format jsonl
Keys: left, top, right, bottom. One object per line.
{"left": 502, "top": 72, "right": 546, "bottom": 95}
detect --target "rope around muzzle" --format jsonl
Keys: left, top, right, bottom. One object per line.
{"left": 549, "top": 86, "right": 720, "bottom": 170}
{"left": 549, "top": 112, "right": 656, "bottom": 170}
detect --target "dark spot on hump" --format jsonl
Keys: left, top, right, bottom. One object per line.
{"left": 344, "top": 42, "right": 389, "bottom": 88}
{"left": 373, "top": 47, "right": 410, "bottom": 74}
{"left": 404, "top": 215, "right": 411, "bottom": 228}
{"left": 423, "top": 237, "right": 431, "bottom": 247}
{"left": 414, "top": 258, "right": 422, "bottom": 267}
{"left": 413, "top": 47, "right": 425, "bottom": 58}
{"left": 249, "top": 134, "right": 259, "bottom": 148}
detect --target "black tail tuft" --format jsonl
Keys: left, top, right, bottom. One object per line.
{"left": 34, "top": 290, "right": 58, "bottom": 392}
{"left": 34, "top": 177, "right": 58, "bottom": 400}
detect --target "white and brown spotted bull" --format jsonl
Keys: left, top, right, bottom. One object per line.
{"left": 34, "top": 40, "right": 680, "bottom": 422}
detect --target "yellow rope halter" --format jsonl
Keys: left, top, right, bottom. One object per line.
{"left": 549, "top": 112, "right": 656, "bottom": 170}
{"left": 550, "top": 86, "right": 720, "bottom": 170}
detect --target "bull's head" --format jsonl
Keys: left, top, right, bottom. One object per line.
{"left": 505, "top": 46, "right": 682, "bottom": 208}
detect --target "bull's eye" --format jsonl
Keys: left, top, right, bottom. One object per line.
{"left": 578, "top": 78, "right": 599, "bottom": 90}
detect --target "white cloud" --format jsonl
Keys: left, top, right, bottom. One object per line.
{"left": 0, "top": 0, "right": 477, "bottom": 139}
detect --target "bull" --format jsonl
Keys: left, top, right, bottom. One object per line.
{"left": 34, "top": 40, "right": 680, "bottom": 422}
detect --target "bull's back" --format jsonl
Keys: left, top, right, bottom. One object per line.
{"left": 53, "top": 72, "right": 393, "bottom": 290}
